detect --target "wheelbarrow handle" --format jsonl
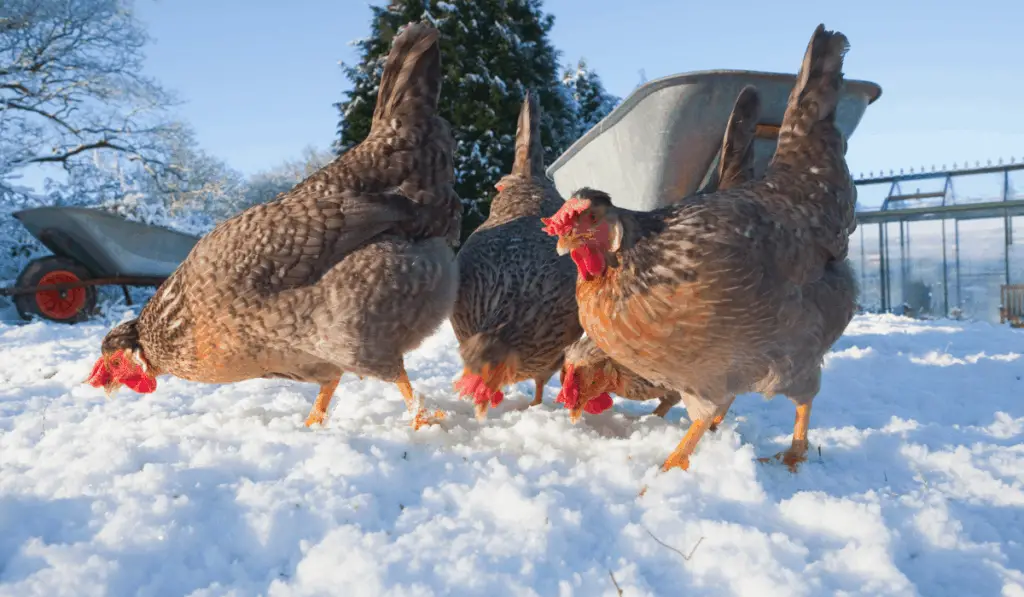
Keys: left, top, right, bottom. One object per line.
{"left": 0, "top": 275, "right": 166, "bottom": 296}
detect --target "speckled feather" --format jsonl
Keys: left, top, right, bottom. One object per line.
{"left": 450, "top": 92, "right": 583, "bottom": 391}
{"left": 570, "top": 25, "right": 859, "bottom": 422}
{"left": 101, "top": 22, "right": 460, "bottom": 390}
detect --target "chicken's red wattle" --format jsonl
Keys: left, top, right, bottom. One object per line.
{"left": 584, "top": 392, "right": 614, "bottom": 414}
{"left": 570, "top": 245, "right": 606, "bottom": 280}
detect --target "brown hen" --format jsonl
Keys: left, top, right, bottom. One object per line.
{"left": 450, "top": 92, "right": 583, "bottom": 419}
{"left": 86, "top": 23, "right": 460, "bottom": 429}
{"left": 557, "top": 333, "right": 682, "bottom": 422}
{"left": 555, "top": 86, "right": 761, "bottom": 427}
{"left": 542, "top": 24, "right": 859, "bottom": 473}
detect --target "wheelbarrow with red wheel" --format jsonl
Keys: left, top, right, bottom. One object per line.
{"left": 1, "top": 206, "right": 200, "bottom": 324}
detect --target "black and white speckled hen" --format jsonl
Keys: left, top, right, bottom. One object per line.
{"left": 542, "top": 25, "right": 859, "bottom": 473}
{"left": 450, "top": 92, "right": 583, "bottom": 419}
{"left": 86, "top": 23, "right": 461, "bottom": 429}
{"left": 555, "top": 86, "right": 763, "bottom": 425}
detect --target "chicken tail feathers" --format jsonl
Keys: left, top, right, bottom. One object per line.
{"left": 774, "top": 25, "right": 849, "bottom": 160}
{"left": 511, "top": 91, "right": 546, "bottom": 179}
{"left": 717, "top": 85, "right": 761, "bottom": 191}
{"left": 371, "top": 22, "right": 441, "bottom": 128}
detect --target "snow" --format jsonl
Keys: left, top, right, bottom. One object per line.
{"left": 1, "top": 312, "right": 1023, "bottom": 596}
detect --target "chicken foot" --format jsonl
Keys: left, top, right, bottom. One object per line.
{"left": 304, "top": 377, "right": 341, "bottom": 427}
{"left": 757, "top": 402, "right": 812, "bottom": 473}
{"left": 397, "top": 367, "right": 447, "bottom": 430}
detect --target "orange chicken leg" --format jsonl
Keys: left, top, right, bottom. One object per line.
{"left": 395, "top": 369, "right": 418, "bottom": 413}
{"left": 397, "top": 367, "right": 446, "bottom": 430}
{"left": 530, "top": 378, "right": 545, "bottom": 406}
{"left": 758, "top": 402, "right": 812, "bottom": 472}
{"left": 305, "top": 378, "right": 341, "bottom": 427}
{"left": 662, "top": 417, "right": 713, "bottom": 472}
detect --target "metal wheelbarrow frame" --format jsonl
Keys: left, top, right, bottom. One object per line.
{"left": 0, "top": 206, "right": 199, "bottom": 324}
{"left": 546, "top": 69, "right": 883, "bottom": 210}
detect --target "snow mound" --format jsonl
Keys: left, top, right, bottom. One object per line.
{"left": 1, "top": 314, "right": 1023, "bottom": 596}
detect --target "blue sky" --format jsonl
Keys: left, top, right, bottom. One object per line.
{"left": 133, "top": 0, "right": 1023, "bottom": 204}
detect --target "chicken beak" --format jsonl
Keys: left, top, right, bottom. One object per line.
{"left": 569, "top": 401, "right": 586, "bottom": 424}
{"left": 555, "top": 236, "right": 573, "bottom": 256}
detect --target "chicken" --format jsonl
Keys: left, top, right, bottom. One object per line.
{"left": 86, "top": 23, "right": 461, "bottom": 429}
{"left": 556, "top": 333, "right": 682, "bottom": 421}
{"left": 555, "top": 86, "right": 762, "bottom": 426}
{"left": 541, "top": 24, "right": 859, "bottom": 473}
{"left": 450, "top": 92, "right": 583, "bottom": 419}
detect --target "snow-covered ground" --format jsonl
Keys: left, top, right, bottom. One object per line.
{"left": 1, "top": 310, "right": 1023, "bottom": 597}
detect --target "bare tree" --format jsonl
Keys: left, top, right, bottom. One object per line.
{"left": 0, "top": 0, "right": 177, "bottom": 192}
{"left": 241, "top": 145, "right": 336, "bottom": 208}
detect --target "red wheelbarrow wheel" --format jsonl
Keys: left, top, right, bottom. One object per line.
{"left": 14, "top": 256, "right": 98, "bottom": 324}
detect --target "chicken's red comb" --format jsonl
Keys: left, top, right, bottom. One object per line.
{"left": 86, "top": 358, "right": 111, "bottom": 388}
{"left": 584, "top": 392, "right": 614, "bottom": 414}
{"left": 541, "top": 197, "right": 591, "bottom": 236}
{"left": 555, "top": 364, "right": 581, "bottom": 410}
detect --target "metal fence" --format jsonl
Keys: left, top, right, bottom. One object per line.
{"left": 850, "top": 161, "right": 1024, "bottom": 323}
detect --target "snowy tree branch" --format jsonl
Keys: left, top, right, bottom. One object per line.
{"left": 0, "top": 0, "right": 179, "bottom": 192}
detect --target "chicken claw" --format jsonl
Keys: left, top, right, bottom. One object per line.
{"left": 304, "top": 410, "right": 327, "bottom": 427}
{"left": 395, "top": 368, "right": 447, "bottom": 430}
{"left": 757, "top": 403, "right": 812, "bottom": 473}
{"left": 757, "top": 440, "right": 809, "bottom": 473}
{"left": 412, "top": 407, "right": 446, "bottom": 430}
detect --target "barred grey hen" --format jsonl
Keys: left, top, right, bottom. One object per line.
{"left": 450, "top": 92, "right": 583, "bottom": 419}
{"left": 87, "top": 22, "right": 460, "bottom": 429}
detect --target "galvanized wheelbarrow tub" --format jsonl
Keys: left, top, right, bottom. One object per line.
{"left": 14, "top": 206, "right": 199, "bottom": 278}
{"left": 1, "top": 206, "right": 200, "bottom": 323}
{"left": 546, "top": 70, "right": 883, "bottom": 211}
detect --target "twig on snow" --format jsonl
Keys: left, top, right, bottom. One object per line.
{"left": 608, "top": 569, "right": 624, "bottom": 596}
{"left": 643, "top": 527, "right": 705, "bottom": 561}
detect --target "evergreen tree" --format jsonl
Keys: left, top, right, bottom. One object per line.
{"left": 561, "top": 58, "right": 620, "bottom": 141}
{"left": 335, "top": 0, "right": 578, "bottom": 240}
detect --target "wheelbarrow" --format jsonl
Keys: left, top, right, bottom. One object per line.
{"left": 546, "top": 69, "right": 883, "bottom": 210}
{"left": 0, "top": 206, "right": 200, "bottom": 324}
